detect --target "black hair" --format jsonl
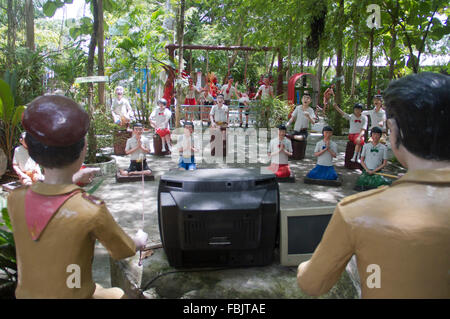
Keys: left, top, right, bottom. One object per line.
{"left": 133, "top": 122, "right": 143, "bottom": 128}
{"left": 217, "top": 93, "right": 224, "bottom": 98}
{"left": 25, "top": 133, "right": 86, "bottom": 169}
{"left": 373, "top": 95, "right": 383, "bottom": 101}
{"left": 184, "top": 121, "right": 194, "bottom": 127}
{"left": 278, "top": 124, "right": 287, "bottom": 131}
{"left": 322, "top": 126, "right": 333, "bottom": 134}
{"left": 353, "top": 103, "right": 364, "bottom": 110}
{"left": 384, "top": 72, "right": 450, "bottom": 161}
{"left": 371, "top": 126, "right": 382, "bottom": 135}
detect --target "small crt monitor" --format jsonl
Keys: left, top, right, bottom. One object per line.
{"left": 280, "top": 206, "right": 335, "bottom": 266}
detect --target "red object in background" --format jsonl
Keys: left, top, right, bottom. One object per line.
{"left": 76, "top": 165, "right": 87, "bottom": 187}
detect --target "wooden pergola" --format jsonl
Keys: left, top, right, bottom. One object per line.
{"left": 165, "top": 44, "right": 284, "bottom": 96}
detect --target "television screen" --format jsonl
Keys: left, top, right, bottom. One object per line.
{"left": 280, "top": 206, "right": 335, "bottom": 266}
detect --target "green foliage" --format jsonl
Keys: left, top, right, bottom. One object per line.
{"left": 0, "top": 79, "right": 26, "bottom": 167}
{"left": 43, "top": 0, "right": 74, "bottom": 17}
{"left": 0, "top": 198, "right": 17, "bottom": 292}
{"left": 252, "top": 96, "right": 290, "bottom": 129}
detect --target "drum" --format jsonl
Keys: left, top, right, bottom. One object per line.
{"left": 344, "top": 140, "right": 363, "bottom": 169}
{"left": 113, "top": 130, "right": 132, "bottom": 155}
{"left": 153, "top": 133, "right": 170, "bottom": 156}
{"left": 288, "top": 138, "right": 307, "bottom": 160}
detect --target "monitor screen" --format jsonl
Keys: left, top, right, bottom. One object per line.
{"left": 280, "top": 206, "right": 335, "bottom": 266}
{"left": 287, "top": 214, "right": 332, "bottom": 254}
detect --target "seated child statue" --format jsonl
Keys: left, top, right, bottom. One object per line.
{"left": 267, "top": 124, "right": 293, "bottom": 178}
{"left": 355, "top": 126, "right": 392, "bottom": 190}
{"left": 149, "top": 98, "right": 172, "bottom": 153}
{"left": 120, "top": 123, "right": 152, "bottom": 176}
{"left": 306, "top": 126, "right": 338, "bottom": 180}
{"left": 333, "top": 102, "right": 368, "bottom": 162}
{"left": 7, "top": 95, "right": 147, "bottom": 299}
{"left": 12, "top": 132, "right": 44, "bottom": 185}
{"left": 177, "top": 121, "right": 197, "bottom": 170}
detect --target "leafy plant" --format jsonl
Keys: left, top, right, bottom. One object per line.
{"left": 251, "top": 96, "right": 290, "bottom": 129}
{"left": 0, "top": 79, "right": 26, "bottom": 168}
{"left": 0, "top": 198, "right": 17, "bottom": 298}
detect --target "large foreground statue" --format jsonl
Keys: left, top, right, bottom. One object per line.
{"left": 297, "top": 72, "right": 450, "bottom": 298}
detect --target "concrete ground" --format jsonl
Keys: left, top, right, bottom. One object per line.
{"left": 88, "top": 122, "right": 403, "bottom": 299}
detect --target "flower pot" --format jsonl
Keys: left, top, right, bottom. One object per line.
{"left": 84, "top": 155, "right": 117, "bottom": 177}
{"left": 113, "top": 130, "right": 132, "bottom": 155}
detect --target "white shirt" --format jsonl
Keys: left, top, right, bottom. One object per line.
{"left": 125, "top": 135, "right": 151, "bottom": 161}
{"left": 257, "top": 85, "right": 273, "bottom": 99}
{"left": 210, "top": 104, "right": 228, "bottom": 123}
{"left": 13, "top": 146, "right": 39, "bottom": 172}
{"left": 291, "top": 106, "right": 316, "bottom": 131}
{"left": 343, "top": 113, "right": 368, "bottom": 134}
{"left": 361, "top": 142, "right": 388, "bottom": 170}
{"left": 268, "top": 137, "right": 292, "bottom": 165}
{"left": 111, "top": 98, "right": 133, "bottom": 122}
{"left": 177, "top": 134, "right": 195, "bottom": 159}
{"left": 150, "top": 108, "right": 172, "bottom": 129}
{"left": 314, "top": 140, "right": 338, "bottom": 167}
{"left": 363, "top": 108, "right": 386, "bottom": 130}
{"left": 220, "top": 84, "right": 238, "bottom": 100}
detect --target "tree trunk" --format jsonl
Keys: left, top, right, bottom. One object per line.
{"left": 300, "top": 37, "right": 304, "bottom": 73}
{"left": 367, "top": 28, "right": 374, "bottom": 107}
{"left": 287, "top": 38, "right": 292, "bottom": 80}
{"left": 316, "top": 50, "right": 323, "bottom": 103}
{"left": 333, "top": 0, "right": 345, "bottom": 135}
{"left": 7, "top": 0, "right": 17, "bottom": 65}
{"left": 350, "top": 31, "right": 359, "bottom": 96}
{"left": 97, "top": 0, "right": 105, "bottom": 108}
{"left": 277, "top": 49, "right": 283, "bottom": 97}
{"left": 25, "top": 0, "right": 35, "bottom": 51}
{"left": 175, "top": 0, "right": 185, "bottom": 128}
{"left": 86, "top": 0, "right": 99, "bottom": 163}
{"left": 388, "top": 28, "right": 397, "bottom": 80}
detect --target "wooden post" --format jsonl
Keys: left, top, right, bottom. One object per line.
{"left": 277, "top": 48, "right": 283, "bottom": 97}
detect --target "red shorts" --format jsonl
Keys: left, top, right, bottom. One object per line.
{"left": 156, "top": 128, "right": 171, "bottom": 138}
{"left": 348, "top": 133, "right": 365, "bottom": 146}
{"left": 184, "top": 98, "right": 197, "bottom": 105}
{"left": 268, "top": 163, "right": 291, "bottom": 178}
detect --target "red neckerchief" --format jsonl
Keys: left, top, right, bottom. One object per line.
{"left": 25, "top": 188, "right": 82, "bottom": 241}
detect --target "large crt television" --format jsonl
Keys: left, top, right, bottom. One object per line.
{"left": 158, "top": 168, "right": 279, "bottom": 268}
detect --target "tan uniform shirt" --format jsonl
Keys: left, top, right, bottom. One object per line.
{"left": 297, "top": 168, "right": 450, "bottom": 298}
{"left": 8, "top": 183, "right": 136, "bottom": 299}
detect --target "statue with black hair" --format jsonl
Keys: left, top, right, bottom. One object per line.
{"left": 333, "top": 102, "right": 368, "bottom": 163}
{"left": 305, "top": 126, "right": 338, "bottom": 181}
{"left": 119, "top": 122, "right": 152, "bottom": 176}
{"left": 297, "top": 72, "right": 450, "bottom": 298}
{"left": 354, "top": 126, "right": 392, "bottom": 191}
{"left": 177, "top": 121, "right": 197, "bottom": 170}
{"left": 267, "top": 124, "right": 293, "bottom": 178}
{"left": 7, "top": 95, "right": 146, "bottom": 298}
